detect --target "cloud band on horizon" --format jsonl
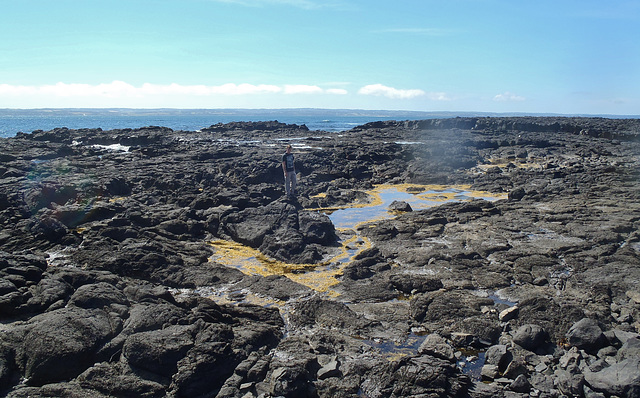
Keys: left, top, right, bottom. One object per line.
{"left": 0, "top": 81, "right": 430, "bottom": 99}
{"left": 493, "top": 91, "right": 526, "bottom": 102}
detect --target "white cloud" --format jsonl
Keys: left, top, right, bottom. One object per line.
{"left": 493, "top": 92, "right": 526, "bottom": 102}
{"left": 211, "top": 83, "right": 282, "bottom": 95}
{"left": 0, "top": 84, "right": 37, "bottom": 95}
{"left": 43, "top": 81, "right": 140, "bottom": 98}
{"left": 283, "top": 84, "right": 324, "bottom": 94}
{"left": 0, "top": 81, "right": 141, "bottom": 98}
{"left": 426, "top": 92, "right": 451, "bottom": 101}
{"left": 326, "top": 88, "right": 348, "bottom": 95}
{"left": 0, "top": 81, "right": 350, "bottom": 99}
{"left": 358, "top": 84, "right": 426, "bottom": 99}
{"left": 138, "top": 82, "right": 283, "bottom": 96}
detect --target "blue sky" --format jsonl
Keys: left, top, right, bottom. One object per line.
{"left": 1, "top": 0, "right": 638, "bottom": 114}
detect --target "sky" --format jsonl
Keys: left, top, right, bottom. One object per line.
{"left": 1, "top": 0, "right": 639, "bottom": 115}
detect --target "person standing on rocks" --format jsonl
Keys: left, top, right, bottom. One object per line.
{"left": 282, "top": 145, "right": 297, "bottom": 198}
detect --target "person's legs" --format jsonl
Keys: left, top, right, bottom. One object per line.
{"left": 284, "top": 172, "right": 292, "bottom": 196}
{"left": 290, "top": 172, "right": 297, "bottom": 196}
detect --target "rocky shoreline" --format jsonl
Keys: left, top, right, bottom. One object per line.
{"left": 1, "top": 117, "right": 640, "bottom": 397}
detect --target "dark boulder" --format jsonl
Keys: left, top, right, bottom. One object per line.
{"left": 75, "top": 362, "right": 166, "bottom": 397}
{"left": 169, "top": 324, "right": 239, "bottom": 397}
{"left": 23, "top": 183, "right": 78, "bottom": 213}
{"left": 512, "top": 324, "right": 549, "bottom": 351}
{"left": 68, "top": 282, "right": 129, "bottom": 311}
{"left": 104, "top": 176, "right": 131, "bottom": 196}
{"left": 390, "top": 273, "right": 443, "bottom": 294}
{"left": 342, "top": 247, "right": 386, "bottom": 280}
{"left": 245, "top": 275, "right": 312, "bottom": 301}
{"left": 122, "top": 324, "right": 196, "bottom": 378}
{"left": 221, "top": 200, "right": 295, "bottom": 247}
{"left": 298, "top": 210, "right": 336, "bottom": 245}
{"left": 508, "top": 186, "right": 526, "bottom": 201}
{"left": 222, "top": 199, "right": 337, "bottom": 264}
{"left": 485, "top": 344, "right": 512, "bottom": 371}
{"left": 389, "top": 200, "right": 413, "bottom": 212}
{"left": 289, "top": 297, "right": 380, "bottom": 335}
{"left": 25, "top": 277, "right": 74, "bottom": 313}
{"left": 584, "top": 358, "right": 640, "bottom": 398}
{"left": 566, "top": 318, "right": 607, "bottom": 354}
{"left": 359, "top": 355, "right": 469, "bottom": 397}
{"left": 26, "top": 214, "right": 69, "bottom": 243}
{"left": 14, "top": 307, "right": 123, "bottom": 385}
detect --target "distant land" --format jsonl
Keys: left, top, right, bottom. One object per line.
{"left": 1, "top": 108, "right": 638, "bottom": 119}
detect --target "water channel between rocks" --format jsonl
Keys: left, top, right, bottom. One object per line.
{"left": 207, "top": 184, "right": 506, "bottom": 298}
{"left": 202, "top": 184, "right": 508, "bottom": 376}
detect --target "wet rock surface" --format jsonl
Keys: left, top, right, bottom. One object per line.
{"left": 1, "top": 117, "right": 640, "bottom": 397}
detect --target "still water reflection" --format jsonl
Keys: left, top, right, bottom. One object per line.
{"left": 326, "top": 184, "right": 507, "bottom": 229}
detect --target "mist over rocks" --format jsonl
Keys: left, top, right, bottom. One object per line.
{"left": 1, "top": 117, "right": 640, "bottom": 397}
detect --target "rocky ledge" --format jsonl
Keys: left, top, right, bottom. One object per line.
{"left": 1, "top": 117, "right": 640, "bottom": 397}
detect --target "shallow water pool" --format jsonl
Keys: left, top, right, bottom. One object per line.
{"left": 326, "top": 184, "right": 506, "bottom": 229}
{"left": 208, "top": 184, "right": 506, "bottom": 297}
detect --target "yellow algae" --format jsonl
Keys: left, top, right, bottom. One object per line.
{"left": 289, "top": 235, "right": 372, "bottom": 295}
{"left": 306, "top": 183, "right": 501, "bottom": 214}
{"left": 385, "top": 352, "right": 410, "bottom": 362}
{"left": 209, "top": 184, "right": 505, "bottom": 298}
{"left": 311, "top": 192, "right": 327, "bottom": 198}
{"left": 323, "top": 183, "right": 507, "bottom": 230}
{"left": 465, "top": 190, "right": 508, "bottom": 200}
{"left": 209, "top": 240, "right": 259, "bottom": 265}
{"left": 209, "top": 239, "right": 315, "bottom": 276}
{"left": 108, "top": 197, "right": 127, "bottom": 203}
{"left": 331, "top": 233, "right": 371, "bottom": 263}
{"left": 305, "top": 189, "right": 383, "bottom": 213}
{"left": 209, "top": 235, "right": 371, "bottom": 295}
{"left": 289, "top": 268, "right": 342, "bottom": 296}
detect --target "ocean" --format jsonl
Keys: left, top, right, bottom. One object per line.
{"left": 0, "top": 109, "right": 452, "bottom": 138}
{"left": 4, "top": 109, "right": 631, "bottom": 139}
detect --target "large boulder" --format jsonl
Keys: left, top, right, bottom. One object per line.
{"left": 68, "top": 282, "right": 129, "bottom": 311}
{"left": 617, "top": 337, "right": 640, "bottom": 361}
{"left": 24, "top": 277, "right": 74, "bottom": 312}
{"left": 359, "top": 355, "right": 469, "bottom": 398}
{"left": 485, "top": 344, "right": 511, "bottom": 371}
{"left": 122, "top": 324, "right": 196, "bottom": 378}
{"left": 14, "top": 307, "right": 123, "bottom": 385}
{"left": 221, "top": 199, "right": 337, "bottom": 264}
{"left": 168, "top": 324, "right": 238, "bottom": 397}
{"left": 512, "top": 324, "right": 548, "bottom": 351}
{"left": 566, "top": 318, "right": 606, "bottom": 354}
{"left": 298, "top": 210, "right": 336, "bottom": 245}
{"left": 388, "top": 200, "right": 413, "bottom": 212}
{"left": 390, "top": 274, "right": 443, "bottom": 294}
{"left": 584, "top": 358, "right": 640, "bottom": 397}
{"left": 288, "top": 297, "right": 379, "bottom": 335}
{"left": 418, "top": 333, "right": 455, "bottom": 361}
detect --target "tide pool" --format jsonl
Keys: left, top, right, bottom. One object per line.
{"left": 325, "top": 184, "right": 507, "bottom": 230}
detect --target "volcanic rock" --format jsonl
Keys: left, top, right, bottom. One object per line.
{"left": 512, "top": 324, "right": 549, "bottom": 351}
{"left": 1, "top": 117, "right": 640, "bottom": 397}
{"left": 566, "top": 318, "right": 607, "bottom": 354}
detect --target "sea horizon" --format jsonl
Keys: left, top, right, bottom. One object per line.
{"left": 1, "top": 108, "right": 638, "bottom": 138}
